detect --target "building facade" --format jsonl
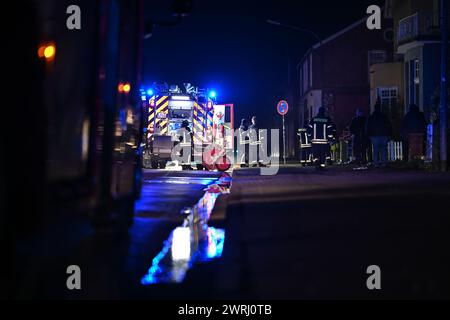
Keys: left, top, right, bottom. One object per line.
{"left": 369, "top": 0, "right": 449, "bottom": 140}
{"left": 297, "top": 14, "right": 393, "bottom": 134}
{"left": 394, "top": 0, "right": 448, "bottom": 122}
{"left": 369, "top": 61, "right": 405, "bottom": 137}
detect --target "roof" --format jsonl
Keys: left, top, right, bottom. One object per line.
{"left": 312, "top": 16, "right": 367, "bottom": 49}
{"left": 296, "top": 15, "right": 371, "bottom": 68}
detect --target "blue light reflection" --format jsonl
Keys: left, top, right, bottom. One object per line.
{"left": 141, "top": 183, "right": 227, "bottom": 285}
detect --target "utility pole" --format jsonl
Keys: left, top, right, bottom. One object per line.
{"left": 283, "top": 115, "right": 286, "bottom": 165}
{"left": 440, "top": 0, "right": 448, "bottom": 172}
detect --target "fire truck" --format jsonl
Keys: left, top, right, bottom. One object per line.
{"left": 142, "top": 83, "right": 234, "bottom": 171}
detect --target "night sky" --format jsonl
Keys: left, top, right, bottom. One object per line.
{"left": 144, "top": 0, "right": 384, "bottom": 128}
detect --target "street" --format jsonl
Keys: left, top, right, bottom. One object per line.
{"left": 11, "top": 165, "right": 450, "bottom": 299}
{"left": 13, "top": 169, "right": 225, "bottom": 299}
{"left": 136, "top": 169, "right": 222, "bottom": 221}
{"left": 218, "top": 166, "right": 450, "bottom": 299}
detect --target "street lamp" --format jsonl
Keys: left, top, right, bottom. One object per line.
{"left": 266, "top": 19, "right": 323, "bottom": 91}
{"left": 266, "top": 20, "right": 322, "bottom": 44}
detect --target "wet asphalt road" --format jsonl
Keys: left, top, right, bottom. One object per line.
{"left": 120, "top": 169, "right": 224, "bottom": 299}
{"left": 13, "top": 165, "right": 450, "bottom": 300}
{"left": 13, "top": 169, "right": 223, "bottom": 299}
{"left": 218, "top": 166, "right": 450, "bottom": 299}
{"left": 135, "top": 169, "right": 222, "bottom": 221}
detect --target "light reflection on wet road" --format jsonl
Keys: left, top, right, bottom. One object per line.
{"left": 135, "top": 169, "right": 228, "bottom": 285}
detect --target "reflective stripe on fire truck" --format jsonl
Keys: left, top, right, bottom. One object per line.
{"left": 147, "top": 96, "right": 156, "bottom": 140}
{"left": 155, "top": 96, "right": 169, "bottom": 135}
{"left": 207, "top": 107, "right": 214, "bottom": 129}
{"left": 193, "top": 101, "right": 205, "bottom": 144}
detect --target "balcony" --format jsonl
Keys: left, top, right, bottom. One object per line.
{"left": 397, "top": 11, "right": 442, "bottom": 45}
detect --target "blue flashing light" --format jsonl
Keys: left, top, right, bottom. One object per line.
{"left": 209, "top": 90, "right": 217, "bottom": 99}
{"left": 147, "top": 89, "right": 154, "bottom": 96}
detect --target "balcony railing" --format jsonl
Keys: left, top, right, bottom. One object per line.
{"left": 397, "top": 11, "right": 442, "bottom": 45}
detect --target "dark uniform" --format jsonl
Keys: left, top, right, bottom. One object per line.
{"left": 248, "top": 117, "right": 261, "bottom": 166}
{"left": 177, "top": 120, "right": 193, "bottom": 164}
{"left": 307, "top": 108, "right": 336, "bottom": 169}
{"left": 349, "top": 113, "right": 368, "bottom": 166}
{"left": 238, "top": 119, "right": 249, "bottom": 166}
{"left": 297, "top": 128, "right": 312, "bottom": 165}
{"left": 400, "top": 104, "right": 426, "bottom": 162}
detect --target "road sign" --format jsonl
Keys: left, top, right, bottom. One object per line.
{"left": 277, "top": 100, "right": 289, "bottom": 116}
{"left": 277, "top": 100, "right": 289, "bottom": 165}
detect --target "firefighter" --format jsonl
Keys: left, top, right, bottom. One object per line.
{"left": 177, "top": 120, "right": 193, "bottom": 164}
{"left": 366, "top": 102, "right": 392, "bottom": 168}
{"left": 297, "top": 127, "right": 312, "bottom": 166}
{"left": 178, "top": 120, "right": 192, "bottom": 141}
{"left": 204, "top": 125, "right": 214, "bottom": 145}
{"left": 307, "top": 107, "right": 336, "bottom": 170}
{"left": 350, "top": 108, "right": 369, "bottom": 169}
{"left": 238, "top": 118, "right": 249, "bottom": 167}
{"left": 248, "top": 116, "right": 260, "bottom": 167}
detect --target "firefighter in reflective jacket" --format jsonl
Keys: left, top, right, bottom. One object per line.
{"left": 298, "top": 127, "right": 312, "bottom": 166}
{"left": 177, "top": 120, "right": 193, "bottom": 164}
{"left": 307, "top": 107, "right": 336, "bottom": 169}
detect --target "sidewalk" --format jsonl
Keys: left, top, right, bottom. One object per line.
{"left": 215, "top": 165, "right": 450, "bottom": 299}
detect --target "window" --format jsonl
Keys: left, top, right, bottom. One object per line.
{"left": 409, "top": 59, "right": 420, "bottom": 106}
{"left": 433, "top": 0, "right": 440, "bottom": 27}
{"left": 169, "top": 108, "right": 192, "bottom": 119}
{"left": 368, "top": 50, "right": 388, "bottom": 82}
{"left": 303, "top": 100, "right": 308, "bottom": 125}
{"left": 299, "top": 68, "right": 303, "bottom": 96}
{"left": 414, "top": 59, "right": 420, "bottom": 84}
{"left": 377, "top": 87, "right": 398, "bottom": 115}
{"left": 302, "top": 59, "right": 309, "bottom": 94}
{"left": 368, "top": 50, "right": 387, "bottom": 66}
{"left": 414, "top": 59, "right": 420, "bottom": 106}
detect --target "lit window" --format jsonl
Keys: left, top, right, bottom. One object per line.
{"left": 414, "top": 60, "right": 420, "bottom": 84}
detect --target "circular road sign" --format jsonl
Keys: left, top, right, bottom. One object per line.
{"left": 277, "top": 100, "right": 289, "bottom": 116}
